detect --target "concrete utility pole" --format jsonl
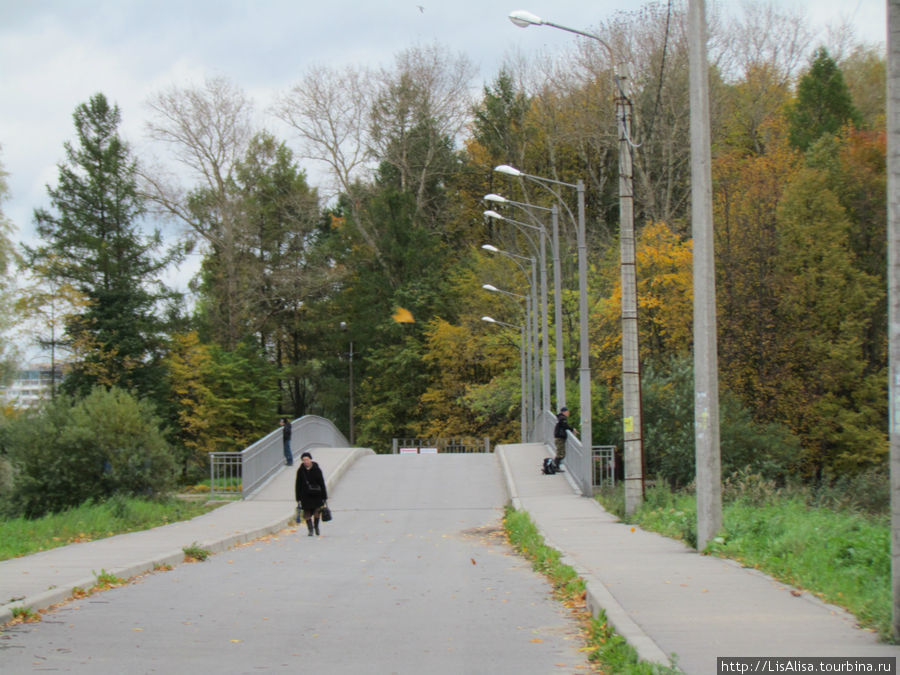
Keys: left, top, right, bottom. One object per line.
{"left": 507, "top": 9, "right": 643, "bottom": 510}
{"left": 688, "top": 0, "right": 722, "bottom": 550}
{"left": 616, "top": 76, "right": 645, "bottom": 516}
{"left": 886, "top": 0, "right": 900, "bottom": 642}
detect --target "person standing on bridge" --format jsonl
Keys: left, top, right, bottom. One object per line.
{"left": 281, "top": 417, "right": 293, "bottom": 466}
{"left": 295, "top": 451, "right": 328, "bottom": 536}
{"left": 553, "top": 407, "right": 576, "bottom": 472}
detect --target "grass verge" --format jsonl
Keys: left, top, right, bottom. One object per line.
{"left": 503, "top": 504, "right": 677, "bottom": 674}
{"left": 595, "top": 483, "right": 892, "bottom": 641}
{"left": 0, "top": 496, "right": 224, "bottom": 561}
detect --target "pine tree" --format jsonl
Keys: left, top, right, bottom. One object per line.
{"left": 25, "top": 93, "right": 179, "bottom": 401}
{"left": 788, "top": 47, "right": 862, "bottom": 152}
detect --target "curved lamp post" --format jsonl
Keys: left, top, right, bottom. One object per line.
{"left": 482, "top": 315, "right": 527, "bottom": 440}
{"left": 486, "top": 194, "right": 564, "bottom": 410}
{"left": 507, "top": 10, "right": 645, "bottom": 513}
{"left": 482, "top": 244, "right": 540, "bottom": 433}
{"left": 484, "top": 208, "right": 551, "bottom": 415}
{"left": 493, "top": 163, "right": 593, "bottom": 496}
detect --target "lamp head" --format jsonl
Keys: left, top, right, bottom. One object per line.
{"left": 494, "top": 164, "right": 523, "bottom": 177}
{"left": 483, "top": 209, "right": 504, "bottom": 220}
{"left": 481, "top": 316, "right": 498, "bottom": 324}
{"left": 482, "top": 284, "right": 499, "bottom": 292}
{"left": 484, "top": 193, "right": 508, "bottom": 204}
{"left": 481, "top": 244, "right": 500, "bottom": 253}
{"left": 509, "top": 10, "right": 543, "bottom": 28}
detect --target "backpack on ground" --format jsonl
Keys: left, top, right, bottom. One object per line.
{"left": 542, "top": 457, "right": 557, "bottom": 475}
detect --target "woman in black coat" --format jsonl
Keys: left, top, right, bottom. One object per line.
{"left": 295, "top": 452, "right": 328, "bottom": 536}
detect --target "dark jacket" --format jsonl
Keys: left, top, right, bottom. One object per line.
{"left": 282, "top": 422, "right": 292, "bottom": 441}
{"left": 295, "top": 462, "right": 327, "bottom": 512}
{"left": 554, "top": 412, "right": 573, "bottom": 439}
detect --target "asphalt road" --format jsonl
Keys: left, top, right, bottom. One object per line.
{"left": 0, "top": 454, "right": 591, "bottom": 674}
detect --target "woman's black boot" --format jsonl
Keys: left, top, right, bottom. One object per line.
{"left": 314, "top": 517, "right": 320, "bottom": 536}
{"left": 306, "top": 519, "right": 314, "bottom": 536}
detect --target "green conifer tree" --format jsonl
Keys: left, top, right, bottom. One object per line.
{"left": 25, "top": 93, "right": 180, "bottom": 402}
{"left": 789, "top": 47, "right": 862, "bottom": 151}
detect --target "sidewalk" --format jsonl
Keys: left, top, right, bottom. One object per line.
{"left": 497, "top": 442, "right": 900, "bottom": 674}
{"left": 0, "top": 447, "right": 371, "bottom": 625}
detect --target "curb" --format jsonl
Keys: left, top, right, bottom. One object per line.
{"left": 496, "top": 444, "right": 672, "bottom": 669}
{"left": 0, "top": 447, "right": 373, "bottom": 627}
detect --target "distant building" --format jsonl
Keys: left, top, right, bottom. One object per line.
{"left": 0, "top": 366, "right": 64, "bottom": 409}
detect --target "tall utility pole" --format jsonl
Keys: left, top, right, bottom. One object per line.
{"left": 688, "top": 0, "right": 722, "bottom": 550}
{"left": 886, "top": 0, "right": 900, "bottom": 642}
{"left": 616, "top": 76, "right": 645, "bottom": 516}
{"left": 508, "top": 10, "right": 643, "bottom": 509}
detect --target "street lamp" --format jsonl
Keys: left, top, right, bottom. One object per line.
{"left": 485, "top": 194, "right": 564, "bottom": 410}
{"left": 482, "top": 315, "right": 528, "bottom": 441}
{"left": 482, "top": 243, "right": 540, "bottom": 433}
{"left": 493, "top": 163, "right": 593, "bottom": 497}
{"left": 508, "top": 10, "right": 645, "bottom": 514}
{"left": 340, "top": 321, "right": 354, "bottom": 446}
{"left": 484, "top": 208, "right": 551, "bottom": 414}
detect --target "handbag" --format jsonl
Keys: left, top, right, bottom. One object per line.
{"left": 321, "top": 504, "right": 332, "bottom": 522}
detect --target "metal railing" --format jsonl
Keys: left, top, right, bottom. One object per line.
{"left": 391, "top": 437, "right": 491, "bottom": 454}
{"left": 537, "top": 409, "right": 592, "bottom": 496}
{"left": 593, "top": 445, "right": 616, "bottom": 490}
{"left": 210, "top": 415, "right": 349, "bottom": 499}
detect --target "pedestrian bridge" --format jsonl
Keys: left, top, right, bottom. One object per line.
{"left": 209, "top": 413, "right": 607, "bottom": 501}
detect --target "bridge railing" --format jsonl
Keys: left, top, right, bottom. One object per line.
{"left": 391, "top": 437, "right": 491, "bottom": 454}
{"left": 537, "top": 410, "right": 593, "bottom": 496}
{"left": 210, "top": 415, "right": 349, "bottom": 499}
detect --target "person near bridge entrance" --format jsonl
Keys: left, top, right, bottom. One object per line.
{"left": 281, "top": 417, "right": 293, "bottom": 466}
{"left": 553, "top": 407, "right": 576, "bottom": 471}
{"left": 295, "top": 452, "right": 328, "bottom": 536}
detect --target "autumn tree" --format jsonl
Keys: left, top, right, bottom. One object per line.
{"left": 840, "top": 45, "right": 886, "bottom": 129}
{"left": 166, "top": 331, "right": 279, "bottom": 472}
{"left": 593, "top": 220, "right": 693, "bottom": 389}
{"left": 713, "top": 118, "right": 801, "bottom": 414}
{"left": 774, "top": 167, "right": 885, "bottom": 476}
{"left": 25, "top": 93, "right": 179, "bottom": 401}
{"left": 144, "top": 77, "right": 254, "bottom": 349}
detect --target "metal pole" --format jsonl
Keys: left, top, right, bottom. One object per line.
{"left": 524, "top": 294, "right": 533, "bottom": 438}
{"left": 519, "top": 325, "right": 527, "bottom": 441}
{"left": 349, "top": 340, "right": 355, "bottom": 446}
{"left": 530, "top": 259, "right": 540, "bottom": 434}
{"left": 539, "top": 227, "right": 551, "bottom": 414}
{"left": 551, "top": 205, "right": 565, "bottom": 410}
{"left": 885, "top": 0, "right": 900, "bottom": 641}
{"left": 576, "top": 180, "right": 592, "bottom": 493}
{"left": 618, "top": 79, "right": 645, "bottom": 516}
{"left": 689, "top": 0, "right": 722, "bottom": 549}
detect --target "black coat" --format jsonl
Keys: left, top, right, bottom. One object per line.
{"left": 295, "top": 462, "right": 327, "bottom": 512}
{"left": 554, "top": 413, "right": 573, "bottom": 439}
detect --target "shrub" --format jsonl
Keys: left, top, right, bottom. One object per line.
{"left": 641, "top": 356, "right": 799, "bottom": 487}
{"left": 5, "top": 387, "right": 178, "bottom": 517}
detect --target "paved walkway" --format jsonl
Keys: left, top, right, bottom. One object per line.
{"left": 0, "top": 447, "right": 370, "bottom": 626}
{"left": 497, "top": 443, "right": 900, "bottom": 674}
{"left": 2, "top": 442, "right": 898, "bottom": 674}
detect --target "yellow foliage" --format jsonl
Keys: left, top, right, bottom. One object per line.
{"left": 592, "top": 221, "right": 693, "bottom": 388}
{"left": 392, "top": 306, "right": 415, "bottom": 323}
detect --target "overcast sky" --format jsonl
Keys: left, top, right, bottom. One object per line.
{"left": 0, "top": 0, "right": 886, "bottom": 248}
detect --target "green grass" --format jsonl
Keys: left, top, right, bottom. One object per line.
{"left": 0, "top": 496, "right": 224, "bottom": 561}
{"left": 182, "top": 542, "right": 212, "bottom": 562}
{"left": 504, "top": 505, "right": 678, "bottom": 674}
{"left": 595, "top": 484, "right": 892, "bottom": 640}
